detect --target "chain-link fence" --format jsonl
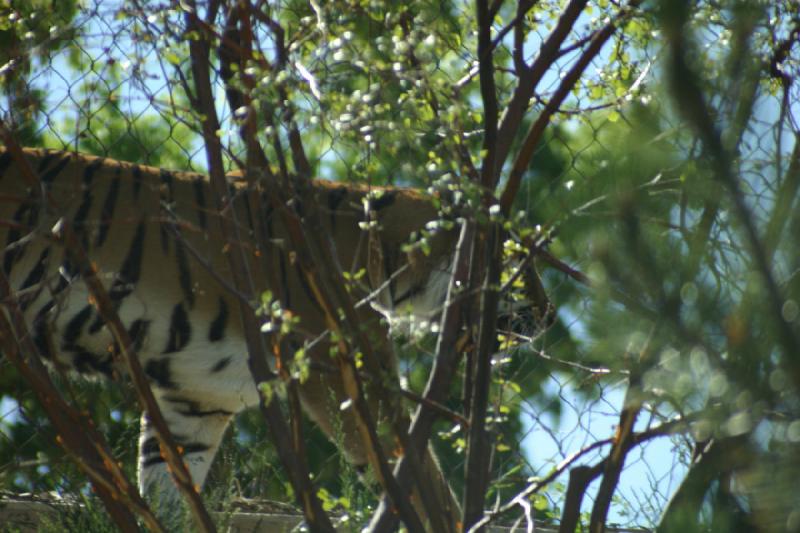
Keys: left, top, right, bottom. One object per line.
{"left": 1, "top": 1, "right": 798, "bottom": 531}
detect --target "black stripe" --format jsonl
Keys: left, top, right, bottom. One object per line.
{"left": 73, "top": 158, "right": 103, "bottom": 225}
{"left": 94, "top": 167, "right": 121, "bottom": 247}
{"left": 84, "top": 157, "right": 104, "bottom": 181}
{"left": 62, "top": 304, "right": 94, "bottom": 346}
{"left": 4, "top": 192, "right": 44, "bottom": 275}
{"left": 142, "top": 455, "right": 167, "bottom": 468}
{"left": 35, "top": 151, "right": 59, "bottom": 175}
{"left": 142, "top": 442, "right": 211, "bottom": 468}
{"left": 143, "top": 432, "right": 211, "bottom": 454}
{"left": 211, "top": 356, "right": 232, "bottom": 373}
{"left": 87, "top": 313, "right": 105, "bottom": 335}
{"left": 61, "top": 257, "right": 79, "bottom": 280}
{"left": 131, "top": 165, "right": 143, "bottom": 200}
{"left": 3, "top": 203, "right": 31, "bottom": 275}
{"left": 327, "top": 187, "right": 348, "bottom": 211}
{"left": 71, "top": 346, "right": 113, "bottom": 376}
{"left": 128, "top": 319, "right": 150, "bottom": 352}
{"left": 160, "top": 169, "right": 174, "bottom": 201}
{"left": 18, "top": 248, "right": 50, "bottom": 307}
{"left": 162, "top": 396, "right": 234, "bottom": 418}
{"left": 109, "top": 318, "right": 150, "bottom": 360}
{"left": 72, "top": 185, "right": 93, "bottom": 230}
{"left": 174, "top": 239, "right": 194, "bottom": 307}
{"left": 141, "top": 436, "right": 159, "bottom": 456}
{"left": 50, "top": 266, "right": 74, "bottom": 298}
{"left": 192, "top": 179, "right": 208, "bottom": 230}
{"left": 139, "top": 434, "right": 161, "bottom": 457}
{"left": 293, "top": 195, "right": 305, "bottom": 218}
{"left": 144, "top": 358, "right": 176, "bottom": 389}
{"left": 178, "top": 407, "right": 233, "bottom": 418}
{"left": 370, "top": 191, "right": 397, "bottom": 211}
{"left": 109, "top": 220, "right": 146, "bottom": 302}
{"left": 163, "top": 303, "right": 191, "bottom": 353}
{"left": 238, "top": 186, "right": 254, "bottom": 228}
{"left": 72, "top": 158, "right": 103, "bottom": 249}
{"left": 279, "top": 252, "right": 290, "bottom": 309}
{"left": 3, "top": 154, "right": 61, "bottom": 275}
{"left": 158, "top": 223, "right": 170, "bottom": 255}
{"left": 32, "top": 302, "right": 55, "bottom": 360}
{"left": 208, "top": 297, "right": 228, "bottom": 342}
{"left": 38, "top": 152, "right": 71, "bottom": 185}
{"left": 32, "top": 323, "right": 51, "bottom": 359}
{"left": 176, "top": 442, "right": 212, "bottom": 454}
{"left": 263, "top": 202, "right": 275, "bottom": 232}
{"left": 327, "top": 187, "right": 348, "bottom": 229}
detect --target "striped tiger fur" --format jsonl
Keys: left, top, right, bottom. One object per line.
{"left": 0, "top": 146, "right": 545, "bottom": 518}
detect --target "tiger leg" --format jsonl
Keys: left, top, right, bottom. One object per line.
{"left": 137, "top": 393, "right": 234, "bottom": 503}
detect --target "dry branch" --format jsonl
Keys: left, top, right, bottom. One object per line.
{"left": 0, "top": 130, "right": 213, "bottom": 532}
{"left": 0, "top": 309, "right": 154, "bottom": 533}
{"left": 462, "top": 222, "right": 503, "bottom": 530}
{"left": 183, "top": 3, "right": 335, "bottom": 531}
{"left": 500, "top": 0, "right": 644, "bottom": 215}
{"left": 369, "top": 221, "right": 476, "bottom": 532}
{"left": 188, "top": 4, "right": 435, "bottom": 530}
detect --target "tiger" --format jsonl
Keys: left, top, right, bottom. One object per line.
{"left": 0, "top": 146, "right": 550, "bottom": 525}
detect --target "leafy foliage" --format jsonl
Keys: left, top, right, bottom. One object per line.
{"left": 1, "top": 0, "right": 799, "bottom": 531}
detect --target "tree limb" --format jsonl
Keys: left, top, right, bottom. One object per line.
{"left": 0, "top": 130, "right": 203, "bottom": 532}
{"left": 462, "top": 223, "right": 503, "bottom": 530}
{"left": 183, "top": 4, "right": 336, "bottom": 531}
{"left": 663, "top": 0, "right": 800, "bottom": 387}
{"left": 657, "top": 436, "right": 753, "bottom": 533}
{"left": 369, "top": 221, "right": 476, "bottom": 532}
{"left": 493, "top": 0, "right": 589, "bottom": 176}
{"left": 500, "top": 0, "right": 644, "bottom": 215}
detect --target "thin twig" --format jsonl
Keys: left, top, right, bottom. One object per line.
{"left": 500, "top": 0, "right": 644, "bottom": 214}
{"left": 183, "top": 4, "right": 336, "bottom": 531}
{"left": 664, "top": 2, "right": 800, "bottom": 387}
{"left": 0, "top": 136, "right": 204, "bottom": 532}
{"left": 369, "top": 221, "right": 476, "bottom": 532}
{"left": 493, "top": 0, "right": 590, "bottom": 175}
{"left": 469, "top": 438, "right": 611, "bottom": 532}
{"left": 0, "top": 290, "right": 159, "bottom": 532}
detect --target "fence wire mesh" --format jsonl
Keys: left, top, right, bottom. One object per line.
{"left": 1, "top": 1, "right": 798, "bottom": 532}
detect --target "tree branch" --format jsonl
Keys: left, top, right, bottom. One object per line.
{"left": 657, "top": 436, "right": 753, "bottom": 532}
{"left": 0, "top": 133, "right": 205, "bottom": 532}
{"left": 493, "top": 0, "right": 589, "bottom": 176}
{"left": 0, "top": 289, "right": 159, "bottom": 533}
{"left": 215, "top": 7, "right": 434, "bottom": 529}
{"left": 500, "top": 0, "right": 643, "bottom": 214}
{"left": 588, "top": 390, "right": 641, "bottom": 532}
{"left": 559, "top": 462, "right": 606, "bottom": 533}
{"left": 512, "top": 0, "right": 536, "bottom": 75}
{"left": 477, "top": 0, "right": 499, "bottom": 189}
{"left": 369, "top": 221, "right": 476, "bottom": 532}
{"left": 663, "top": 0, "right": 800, "bottom": 388}
{"left": 763, "top": 134, "right": 800, "bottom": 259}
{"left": 183, "top": 4, "right": 336, "bottom": 531}
{"left": 462, "top": 223, "right": 503, "bottom": 530}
